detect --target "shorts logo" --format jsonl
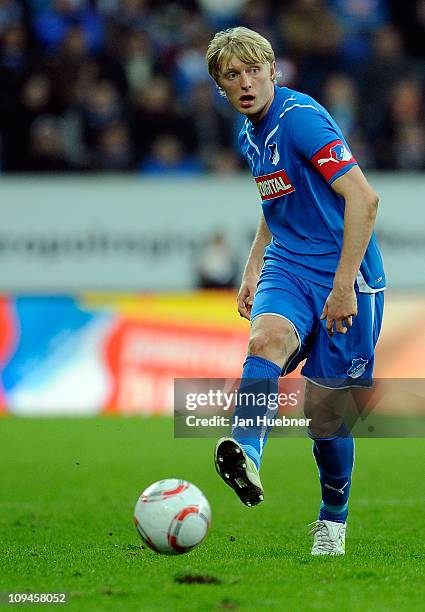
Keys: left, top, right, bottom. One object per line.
{"left": 255, "top": 169, "right": 295, "bottom": 201}
{"left": 318, "top": 143, "right": 352, "bottom": 166}
{"left": 347, "top": 358, "right": 368, "bottom": 378}
{"left": 268, "top": 142, "right": 280, "bottom": 166}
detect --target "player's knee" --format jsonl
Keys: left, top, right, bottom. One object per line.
{"left": 304, "top": 383, "right": 347, "bottom": 438}
{"left": 248, "top": 323, "right": 297, "bottom": 360}
{"left": 247, "top": 331, "right": 269, "bottom": 356}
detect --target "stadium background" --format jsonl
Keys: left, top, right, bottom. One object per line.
{"left": 0, "top": 0, "right": 424, "bottom": 414}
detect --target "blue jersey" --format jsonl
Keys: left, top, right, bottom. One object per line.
{"left": 239, "top": 86, "right": 386, "bottom": 292}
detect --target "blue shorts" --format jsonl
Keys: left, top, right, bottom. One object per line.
{"left": 251, "top": 267, "right": 384, "bottom": 388}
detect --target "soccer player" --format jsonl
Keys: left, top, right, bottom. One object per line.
{"left": 205, "top": 27, "right": 386, "bottom": 555}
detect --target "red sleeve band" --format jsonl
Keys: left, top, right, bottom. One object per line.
{"left": 311, "top": 139, "right": 356, "bottom": 182}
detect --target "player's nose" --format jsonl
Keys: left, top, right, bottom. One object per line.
{"left": 240, "top": 71, "right": 251, "bottom": 90}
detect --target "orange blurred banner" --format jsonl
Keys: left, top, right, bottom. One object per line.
{"left": 0, "top": 291, "right": 424, "bottom": 415}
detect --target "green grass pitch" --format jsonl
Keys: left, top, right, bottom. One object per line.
{"left": 1, "top": 417, "right": 424, "bottom": 611}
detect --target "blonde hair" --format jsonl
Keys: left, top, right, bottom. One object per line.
{"left": 206, "top": 27, "right": 276, "bottom": 84}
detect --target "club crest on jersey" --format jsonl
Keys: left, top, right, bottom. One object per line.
{"left": 255, "top": 169, "right": 295, "bottom": 201}
{"left": 318, "top": 143, "right": 352, "bottom": 166}
{"left": 268, "top": 142, "right": 280, "bottom": 166}
{"left": 347, "top": 358, "right": 368, "bottom": 379}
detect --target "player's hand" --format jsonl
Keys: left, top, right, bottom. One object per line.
{"left": 237, "top": 276, "right": 258, "bottom": 320}
{"left": 320, "top": 285, "right": 357, "bottom": 336}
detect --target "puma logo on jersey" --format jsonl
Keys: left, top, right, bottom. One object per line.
{"left": 317, "top": 143, "right": 352, "bottom": 166}
{"left": 255, "top": 169, "right": 295, "bottom": 201}
{"left": 312, "top": 140, "right": 356, "bottom": 182}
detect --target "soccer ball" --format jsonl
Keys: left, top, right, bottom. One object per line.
{"left": 134, "top": 479, "right": 211, "bottom": 554}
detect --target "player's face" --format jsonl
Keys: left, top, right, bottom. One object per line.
{"left": 218, "top": 56, "right": 276, "bottom": 124}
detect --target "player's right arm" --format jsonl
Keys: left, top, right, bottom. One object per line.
{"left": 237, "top": 212, "right": 271, "bottom": 319}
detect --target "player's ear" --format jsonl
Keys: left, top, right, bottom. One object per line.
{"left": 270, "top": 61, "right": 276, "bottom": 82}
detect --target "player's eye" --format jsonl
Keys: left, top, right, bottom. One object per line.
{"left": 249, "top": 67, "right": 260, "bottom": 74}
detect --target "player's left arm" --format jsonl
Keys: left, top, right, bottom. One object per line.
{"left": 320, "top": 165, "right": 379, "bottom": 336}
{"left": 286, "top": 103, "right": 379, "bottom": 335}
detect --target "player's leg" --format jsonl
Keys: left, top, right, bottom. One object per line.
{"left": 231, "top": 313, "right": 299, "bottom": 466}
{"left": 215, "top": 314, "right": 299, "bottom": 506}
{"left": 304, "top": 381, "right": 353, "bottom": 555}
{"left": 302, "top": 289, "right": 384, "bottom": 554}
{"left": 215, "top": 273, "right": 314, "bottom": 506}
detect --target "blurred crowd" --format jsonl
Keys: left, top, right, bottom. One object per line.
{"left": 0, "top": 0, "right": 424, "bottom": 173}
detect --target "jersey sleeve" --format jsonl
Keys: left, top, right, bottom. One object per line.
{"left": 286, "top": 104, "right": 357, "bottom": 184}
{"left": 238, "top": 122, "right": 256, "bottom": 173}
{"left": 237, "top": 126, "right": 247, "bottom": 161}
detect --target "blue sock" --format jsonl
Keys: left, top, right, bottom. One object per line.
{"left": 313, "top": 433, "right": 354, "bottom": 523}
{"left": 232, "top": 355, "right": 281, "bottom": 470}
